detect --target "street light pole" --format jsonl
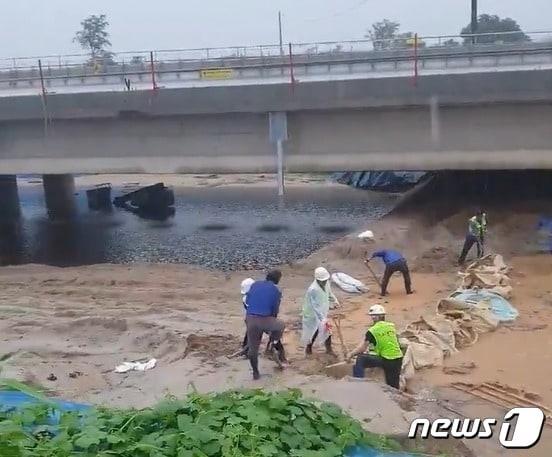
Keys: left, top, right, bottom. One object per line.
{"left": 471, "top": 0, "right": 478, "bottom": 44}
{"left": 278, "top": 11, "right": 284, "bottom": 56}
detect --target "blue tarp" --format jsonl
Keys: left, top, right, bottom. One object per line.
{"left": 0, "top": 391, "right": 90, "bottom": 425}
{"left": 347, "top": 447, "right": 417, "bottom": 457}
{"left": 451, "top": 290, "right": 519, "bottom": 322}
{"left": 333, "top": 171, "right": 427, "bottom": 192}
{"left": 0, "top": 391, "right": 89, "bottom": 413}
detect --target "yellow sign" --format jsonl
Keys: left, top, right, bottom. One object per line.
{"left": 200, "top": 68, "right": 234, "bottom": 80}
{"left": 406, "top": 37, "right": 425, "bottom": 47}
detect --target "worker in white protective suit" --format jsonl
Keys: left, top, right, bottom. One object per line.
{"left": 302, "top": 267, "right": 340, "bottom": 356}
{"left": 240, "top": 278, "right": 255, "bottom": 351}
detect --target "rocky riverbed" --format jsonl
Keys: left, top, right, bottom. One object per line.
{"left": 2, "top": 174, "right": 398, "bottom": 270}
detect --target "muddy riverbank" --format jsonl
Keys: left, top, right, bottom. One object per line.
{"left": 1, "top": 174, "right": 552, "bottom": 456}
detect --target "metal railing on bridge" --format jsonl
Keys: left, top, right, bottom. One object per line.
{"left": 1, "top": 30, "right": 552, "bottom": 93}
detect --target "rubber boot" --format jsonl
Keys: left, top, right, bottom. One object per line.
{"left": 268, "top": 340, "right": 287, "bottom": 369}
{"left": 249, "top": 356, "right": 260, "bottom": 380}
{"left": 305, "top": 343, "right": 313, "bottom": 356}
{"left": 264, "top": 341, "right": 281, "bottom": 368}
{"left": 273, "top": 340, "right": 288, "bottom": 364}
{"left": 325, "top": 336, "right": 336, "bottom": 356}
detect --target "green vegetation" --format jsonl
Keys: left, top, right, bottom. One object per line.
{"left": 460, "top": 14, "right": 529, "bottom": 44}
{"left": 73, "top": 14, "right": 113, "bottom": 63}
{"left": 0, "top": 388, "right": 401, "bottom": 456}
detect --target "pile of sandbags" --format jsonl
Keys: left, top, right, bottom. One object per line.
{"left": 400, "top": 254, "right": 518, "bottom": 387}
{"left": 459, "top": 254, "right": 513, "bottom": 298}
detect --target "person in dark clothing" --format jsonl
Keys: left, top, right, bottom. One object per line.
{"left": 458, "top": 210, "right": 487, "bottom": 265}
{"left": 347, "top": 305, "right": 403, "bottom": 389}
{"left": 245, "top": 270, "right": 287, "bottom": 380}
{"left": 459, "top": 234, "right": 482, "bottom": 264}
{"left": 367, "top": 249, "right": 412, "bottom": 296}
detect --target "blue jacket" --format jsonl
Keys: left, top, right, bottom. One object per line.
{"left": 245, "top": 281, "right": 282, "bottom": 317}
{"left": 371, "top": 249, "right": 404, "bottom": 265}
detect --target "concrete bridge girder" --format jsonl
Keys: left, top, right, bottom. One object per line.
{"left": 1, "top": 103, "right": 552, "bottom": 174}
{"left": 1, "top": 69, "right": 552, "bottom": 174}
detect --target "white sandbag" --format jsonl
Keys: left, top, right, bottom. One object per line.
{"left": 400, "top": 345, "right": 416, "bottom": 388}
{"left": 404, "top": 341, "right": 445, "bottom": 369}
{"left": 331, "top": 272, "right": 369, "bottom": 294}
{"left": 115, "top": 358, "right": 157, "bottom": 373}
{"left": 357, "top": 230, "right": 374, "bottom": 240}
{"left": 460, "top": 254, "right": 512, "bottom": 298}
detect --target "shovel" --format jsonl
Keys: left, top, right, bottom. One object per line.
{"left": 364, "top": 261, "right": 382, "bottom": 289}
{"left": 324, "top": 314, "right": 352, "bottom": 378}
{"left": 331, "top": 314, "right": 349, "bottom": 359}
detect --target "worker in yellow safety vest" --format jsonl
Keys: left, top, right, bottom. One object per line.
{"left": 347, "top": 305, "right": 403, "bottom": 389}
{"left": 458, "top": 210, "right": 487, "bottom": 264}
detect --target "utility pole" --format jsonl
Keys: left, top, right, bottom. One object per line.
{"left": 471, "top": 0, "right": 478, "bottom": 44}
{"left": 278, "top": 11, "right": 284, "bottom": 56}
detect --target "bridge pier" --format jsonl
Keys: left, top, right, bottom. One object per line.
{"left": 276, "top": 140, "right": 285, "bottom": 197}
{"left": 43, "top": 174, "right": 76, "bottom": 219}
{"left": 269, "top": 112, "right": 288, "bottom": 197}
{"left": 0, "top": 175, "right": 20, "bottom": 220}
{"left": 430, "top": 96, "right": 441, "bottom": 149}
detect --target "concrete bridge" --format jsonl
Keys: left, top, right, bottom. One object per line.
{"left": 1, "top": 35, "right": 552, "bottom": 217}
{"left": 1, "top": 69, "right": 552, "bottom": 174}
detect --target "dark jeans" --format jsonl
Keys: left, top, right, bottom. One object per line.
{"left": 306, "top": 329, "right": 332, "bottom": 354}
{"left": 459, "top": 234, "right": 482, "bottom": 264}
{"left": 246, "top": 315, "right": 285, "bottom": 375}
{"left": 381, "top": 259, "right": 411, "bottom": 295}
{"left": 353, "top": 354, "right": 403, "bottom": 389}
{"left": 241, "top": 329, "right": 271, "bottom": 353}
{"left": 480, "top": 234, "right": 485, "bottom": 256}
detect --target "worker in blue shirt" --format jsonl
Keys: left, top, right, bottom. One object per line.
{"left": 245, "top": 270, "right": 288, "bottom": 380}
{"left": 367, "top": 249, "right": 413, "bottom": 296}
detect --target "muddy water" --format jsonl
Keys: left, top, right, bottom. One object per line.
{"left": 0, "top": 184, "right": 397, "bottom": 270}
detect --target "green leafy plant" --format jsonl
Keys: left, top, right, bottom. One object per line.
{"left": 0, "top": 388, "right": 402, "bottom": 456}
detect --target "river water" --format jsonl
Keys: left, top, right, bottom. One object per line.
{"left": 0, "top": 182, "right": 397, "bottom": 270}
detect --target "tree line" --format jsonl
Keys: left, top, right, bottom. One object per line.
{"left": 73, "top": 13, "right": 531, "bottom": 61}
{"left": 367, "top": 14, "right": 529, "bottom": 50}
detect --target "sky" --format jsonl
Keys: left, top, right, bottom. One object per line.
{"left": 1, "top": 0, "right": 550, "bottom": 58}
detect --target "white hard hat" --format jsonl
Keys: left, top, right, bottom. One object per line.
{"left": 368, "top": 304, "right": 386, "bottom": 316}
{"left": 240, "top": 278, "right": 255, "bottom": 295}
{"left": 314, "top": 267, "right": 330, "bottom": 281}
{"left": 358, "top": 230, "right": 374, "bottom": 241}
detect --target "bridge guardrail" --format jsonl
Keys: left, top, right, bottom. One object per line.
{"left": 1, "top": 30, "right": 551, "bottom": 90}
